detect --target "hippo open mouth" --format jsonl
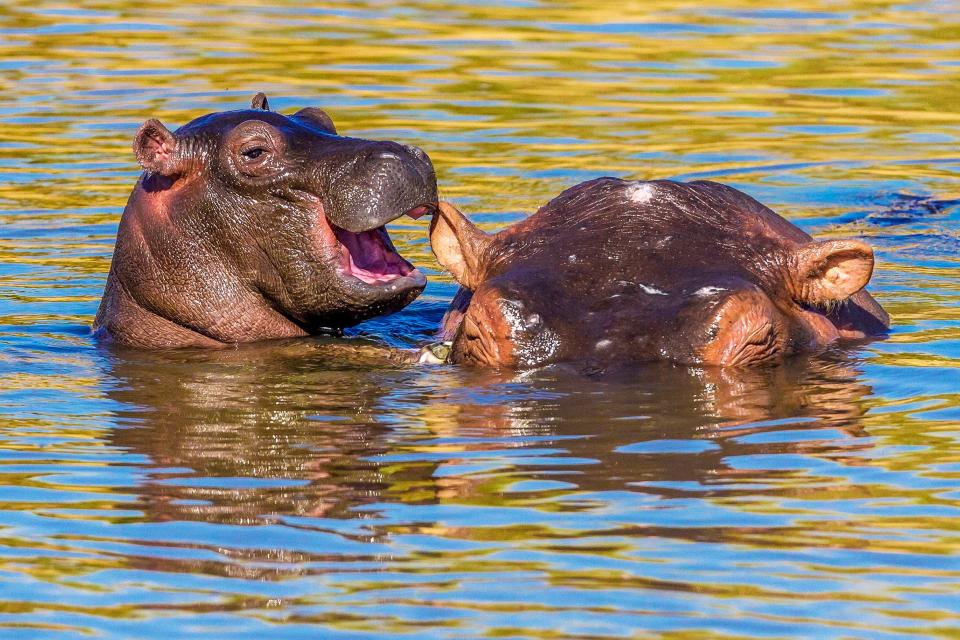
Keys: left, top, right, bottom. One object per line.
{"left": 334, "top": 225, "right": 415, "bottom": 284}
{"left": 330, "top": 204, "right": 434, "bottom": 287}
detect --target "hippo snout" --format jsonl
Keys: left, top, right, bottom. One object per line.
{"left": 324, "top": 141, "right": 438, "bottom": 233}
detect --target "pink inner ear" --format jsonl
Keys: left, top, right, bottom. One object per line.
{"left": 143, "top": 133, "right": 171, "bottom": 165}
{"left": 796, "top": 240, "right": 874, "bottom": 303}
{"left": 822, "top": 251, "right": 873, "bottom": 297}
{"left": 134, "top": 120, "right": 177, "bottom": 175}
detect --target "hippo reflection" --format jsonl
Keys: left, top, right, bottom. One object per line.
{"left": 102, "top": 343, "right": 875, "bottom": 536}
{"left": 430, "top": 178, "right": 889, "bottom": 368}
{"left": 94, "top": 93, "right": 438, "bottom": 349}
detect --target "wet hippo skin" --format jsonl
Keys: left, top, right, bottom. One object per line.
{"left": 94, "top": 93, "right": 438, "bottom": 349}
{"left": 430, "top": 178, "right": 889, "bottom": 368}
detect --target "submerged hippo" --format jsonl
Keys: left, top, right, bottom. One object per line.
{"left": 94, "top": 93, "right": 437, "bottom": 349}
{"left": 429, "top": 178, "right": 889, "bottom": 368}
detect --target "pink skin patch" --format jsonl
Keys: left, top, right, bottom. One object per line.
{"left": 405, "top": 205, "right": 433, "bottom": 220}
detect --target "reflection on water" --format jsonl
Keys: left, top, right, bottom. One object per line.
{"left": 0, "top": 0, "right": 959, "bottom": 637}
{"left": 104, "top": 344, "right": 875, "bottom": 526}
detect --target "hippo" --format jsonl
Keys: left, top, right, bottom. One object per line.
{"left": 428, "top": 177, "right": 889, "bottom": 368}
{"left": 94, "top": 93, "right": 437, "bottom": 349}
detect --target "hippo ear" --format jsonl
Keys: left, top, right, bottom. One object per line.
{"left": 430, "top": 201, "right": 493, "bottom": 289}
{"left": 251, "top": 92, "right": 270, "bottom": 110}
{"left": 293, "top": 107, "right": 337, "bottom": 135}
{"left": 793, "top": 239, "right": 874, "bottom": 303}
{"left": 133, "top": 119, "right": 179, "bottom": 175}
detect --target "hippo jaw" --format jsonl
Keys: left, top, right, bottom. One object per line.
{"left": 243, "top": 171, "right": 435, "bottom": 333}
{"left": 328, "top": 204, "right": 432, "bottom": 291}
{"left": 306, "top": 142, "right": 436, "bottom": 306}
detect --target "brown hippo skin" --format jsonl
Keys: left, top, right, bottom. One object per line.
{"left": 93, "top": 93, "right": 438, "bottom": 348}
{"left": 430, "top": 177, "right": 890, "bottom": 368}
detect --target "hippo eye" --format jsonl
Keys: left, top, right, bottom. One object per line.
{"left": 241, "top": 147, "right": 267, "bottom": 160}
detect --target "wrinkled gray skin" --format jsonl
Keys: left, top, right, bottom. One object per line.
{"left": 94, "top": 93, "right": 438, "bottom": 349}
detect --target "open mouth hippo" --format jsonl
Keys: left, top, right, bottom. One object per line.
{"left": 94, "top": 93, "right": 437, "bottom": 349}
{"left": 429, "top": 177, "right": 889, "bottom": 368}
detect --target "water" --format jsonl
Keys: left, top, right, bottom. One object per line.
{"left": 1, "top": 1, "right": 959, "bottom": 637}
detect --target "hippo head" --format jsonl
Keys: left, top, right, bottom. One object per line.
{"left": 94, "top": 94, "right": 437, "bottom": 348}
{"left": 430, "top": 178, "right": 889, "bottom": 368}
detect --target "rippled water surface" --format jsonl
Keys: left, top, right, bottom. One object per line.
{"left": 1, "top": 1, "right": 959, "bottom": 638}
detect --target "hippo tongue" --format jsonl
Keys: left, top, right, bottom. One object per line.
{"left": 334, "top": 226, "right": 414, "bottom": 284}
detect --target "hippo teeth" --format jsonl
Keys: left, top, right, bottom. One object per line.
{"left": 332, "top": 225, "right": 415, "bottom": 285}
